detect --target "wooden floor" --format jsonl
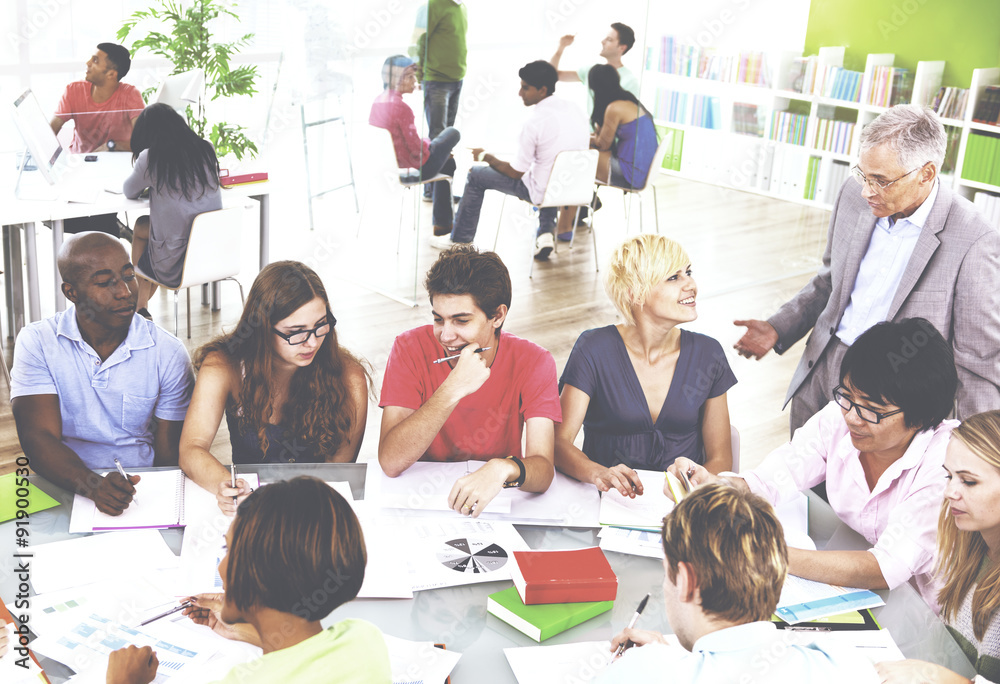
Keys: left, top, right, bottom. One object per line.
{"left": 0, "top": 174, "right": 828, "bottom": 476}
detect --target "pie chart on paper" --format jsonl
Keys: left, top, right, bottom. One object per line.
{"left": 436, "top": 537, "right": 509, "bottom": 573}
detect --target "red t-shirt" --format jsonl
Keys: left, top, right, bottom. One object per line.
{"left": 54, "top": 81, "right": 145, "bottom": 153}
{"left": 379, "top": 326, "right": 562, "bottom": 461}
{"left": 369, "top": 90, "right": 431, "bottom": 169}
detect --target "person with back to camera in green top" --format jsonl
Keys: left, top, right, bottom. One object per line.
{"left": 104, "top": 476, "right": 391, "bottom": 684}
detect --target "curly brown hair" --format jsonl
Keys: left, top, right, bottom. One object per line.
{"left": 195, "top": 261, "right": 367, "bottom": 458}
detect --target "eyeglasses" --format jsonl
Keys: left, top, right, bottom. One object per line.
{"left": 272, "top": 317, "right": 335, "bottom": 346}
{"left": 832, "top": 385, "right": 903, "bottom": 424}
{"left": 850, "top": 162, "right": 927, "bottom": 193}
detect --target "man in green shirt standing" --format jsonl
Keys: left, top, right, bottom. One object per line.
{"left": 414, "top": 0, "right": 468, "bottom": 200}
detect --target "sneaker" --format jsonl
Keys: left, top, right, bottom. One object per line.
{"left": 429, "top": 234, "right": 458, "bottom": 250}
{"left": 533, "top": 232, "right": 555, "bottom": 261}
{"left": 557, "top": 230, "right": 574, "bottom": 242}
{"left": 433, "top": 225, "right": 452, "bottom": 237}
{"left": 422, "top": 192, "right": 433, "bottom": 203}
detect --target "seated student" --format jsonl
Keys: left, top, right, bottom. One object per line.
{"left": 379, "top": 245, "right": 560, "bottom": 515}
{"left": 10, "top": 232, "right": 193, "bottom": 516}
{"left": 877, "top": 410, "right": 1000, "bottom": 684}
{"left": 105, "top": 476, "right": 391, "bottom": 684}
{"left": 595, "top": 483, "right": 877, "bottom": 683}
{"left": 672, "top": 318, "right": 959, "bottom": 611}
{"left": 587, "top": 64, "right": 657, "bottom": 191}
{"left": 370, "top": 54, "right": 461, "bottom": 237}
{"left": 124, "top": 102, "right": 222, "bottom": 319}
{"left": 555, "top": 235, "right": 735, "bottom": 496}
{"left": 432, "top": 60, "right": 589, "bottom": 260}
{"left": 180, "top": 261, "right": 370, "bottom": 515}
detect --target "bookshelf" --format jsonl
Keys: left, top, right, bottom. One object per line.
{"left": 642, "top": 39, "right": 1000, "bottom": 226}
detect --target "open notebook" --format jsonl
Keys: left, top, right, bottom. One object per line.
{"left": 69, "top": 469, "right": 259, "bottom": 533}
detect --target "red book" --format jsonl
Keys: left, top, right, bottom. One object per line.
{"left": 511, "top": 547, "right": 618, "bottom": 605}
{"left": 219, "top": 171, "right": 268, "bottom": 187}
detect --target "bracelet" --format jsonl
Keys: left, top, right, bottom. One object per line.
{"left": 502, "top": 455, "right": 526, "bottom": 488}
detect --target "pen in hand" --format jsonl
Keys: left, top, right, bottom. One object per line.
{"left": 113, "top": 458, "right": 138, "bottom": 506}
{"left": 230, "top": 464, "right": 238, "bottom": 503}
{"left": 614, "top": 593, "right": 650, "bottom": 658}
{"left": 139, "top": 599, "right": 193, "bottom": 626}
{"left": 433, "top": 346, "right": 491, "bottom": 364}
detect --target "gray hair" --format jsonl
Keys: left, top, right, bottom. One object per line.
{"left": 859, "top": 104, "right": 946, "bottom": 172}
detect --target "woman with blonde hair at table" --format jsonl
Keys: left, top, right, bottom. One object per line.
{"left": 180, "top": 261, "right": 370, "bottom": 514}
{"left": 105, "top": 476, "right": 391, "bottom": 683}
{"left": 555, "top": 234, "right": 736, "bottom": 497}
{"left": 877, "top": 410, "right": 1000, "bottom": 684}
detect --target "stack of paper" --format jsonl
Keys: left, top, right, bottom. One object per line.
{"left": 384, "top": 634, "right": 462, "bottom": 684}
{"left": 776, "top": 574, "right": 885, "bottom": 624}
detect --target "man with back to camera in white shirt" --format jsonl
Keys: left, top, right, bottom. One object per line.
{"left": 595, "top": 482, "right": 878, "bottom": 684}
{"left": 430, "top": 60, "right": 589, "bottom": 261}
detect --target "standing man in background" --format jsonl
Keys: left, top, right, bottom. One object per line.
{"left": 413, "top": 0, "right": 468, "bottom": 202}
{"left": 550, "top": 23, "right": 640, "bottom": 119}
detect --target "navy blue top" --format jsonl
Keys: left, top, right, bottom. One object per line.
{"left": 225, "top": 406, "right": 323, "bottom": 464}
{"left": 560, "top": 326, "right": 737, "bottom": 470}
{"left": 614, "top": 114, "right": 658, "bottom": 187}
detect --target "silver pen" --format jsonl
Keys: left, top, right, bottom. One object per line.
{"left": 113, "top": 457, "right": 138, "bottom": 506}
{"left": 614, "top": 593, "right": 650, "bottom": 658}
{"left": 433, "top": 346, "right": 491, "bottom": 364}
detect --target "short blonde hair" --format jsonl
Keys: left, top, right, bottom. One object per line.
{"left": 604, "top": 234, "right": 690, "bottom": 326}
{"left": 662, "top": 482, "right": 788, "bottom": 623}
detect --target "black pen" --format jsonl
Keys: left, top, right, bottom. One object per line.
{"left": 614, "top": 593, "right": 650, "bottom": 658}
{"left": 230, "top": 464, "right": 238, "bottom": 503}
{"left": 140, "top": 599, "right": 193, "bottom": 626}
{"left": 433, "top": 346, "right": 491, "bottom": 364}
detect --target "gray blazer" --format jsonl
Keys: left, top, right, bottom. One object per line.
{"left": 768, "top": 178, "right": 1000, "bottom": 418}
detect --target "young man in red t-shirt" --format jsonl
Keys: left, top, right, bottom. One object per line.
{"left": 379, "top": 246, "right": 561, "bottom": 516}
{"left": 50, "top": 42, "right": 145, "bottom": 154}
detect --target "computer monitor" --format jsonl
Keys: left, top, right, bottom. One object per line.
{"left": 151, "top": 68, "right": 205, "bottom": 113}
{"left": 12, "top": 89, "right": 63, "bottom": 185}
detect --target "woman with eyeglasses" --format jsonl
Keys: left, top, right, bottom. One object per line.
{"left": 670, "top": 318, "right": 958, "bottom": 611}
{"left": 179, "top": 261, "right": 371, "bottom": 514}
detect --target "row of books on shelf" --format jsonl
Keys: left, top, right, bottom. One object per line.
{"left": 972, "top": 86, "right": 1000, "bottom": 126}
{"left": 812, "top": 118, "right": 856, "bottom": 154}
{"left": 655, "top": 126, "right": 684, "bottom": 172}
{"left": 933, "top": 86, "right": 970, "bottom": 120}
{"left": 865, "top": 66, "right": 912, "bottom": 107}
{"left": 786, "top": 57, "right": 864, "bottom": 102}
{"left": 645, "top": 36, "right": 769, "bottom": 86}
{"left": 733, "top": 103, "right": 764, "bottom": 137}
{"left": 755, "top": 145, "right": 851, "bottom": 203}
{"left": 769, "top": 111, "right": 810, "bottom": 146}
{"left": 962, "top": 133, "right": 1000, "bottom": 186}
{"left": 652, "top": 89, "right": 722, "bottom": 129}
{"left": 973, "top": 192, "right": 1000, "bottom": 230}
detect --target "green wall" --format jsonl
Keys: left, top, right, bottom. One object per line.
{"left": 804, "top": 0, "right": 1000, "bottom": 88}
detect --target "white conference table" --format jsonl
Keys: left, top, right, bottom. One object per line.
{"left": 0, "top": 463, "right": 975, "bottom": 683}
{"left": 1, "top": 152, "right": 271, "bottom": 337}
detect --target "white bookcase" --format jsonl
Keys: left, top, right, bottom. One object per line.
{"left": 642, "top": 40, "right": 1000, "bottom": 221}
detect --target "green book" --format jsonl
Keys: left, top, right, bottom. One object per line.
{"left": 486, "top": 586, "right": 613, "bottom": 642}
{"left": 0, "top": 473, "right": 61, "bottom": 524}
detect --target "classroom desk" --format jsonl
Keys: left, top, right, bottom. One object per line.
{"left": 0, "top": 464, "right": 975, "bottom": 683}
{"left": 0, "top": 152, "right": 271, "bottom": 337}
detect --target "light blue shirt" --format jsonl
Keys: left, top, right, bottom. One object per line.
{"left": 837, "top": 181, "right": 939, "bottom": 345}
{"left": 10, "top": 307, "right": 193, "bottom": 469}
{"left": 594, "top": 621, "right": 877, "bottom": 684}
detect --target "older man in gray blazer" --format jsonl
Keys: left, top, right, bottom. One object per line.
{"left": 735, "top": 104, "right": 1000, "bottom": 434}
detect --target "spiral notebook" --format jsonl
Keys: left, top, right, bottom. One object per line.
{"left": 69, "top": 469, "right": 259, "bottom": 533}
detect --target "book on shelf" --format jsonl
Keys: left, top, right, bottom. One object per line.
{"left": 933, "top": 87, "right": 970, "bottom": 120}
{"left": 510, "top": 547, "right": 617, "bottom": 605}
{"left": 733, "top": 103, "right": 763, "bottom": 137}
{"left": 486, "top": 586, "right": 614, "bottom": 642}
{"left": 963, "top": 132, "right": 1000, "bottom": 186}
{"left": 865, "top": 66, "right": 912, "bottom": 107}
{"left": 770, "top": 111, "right": 809, "bottom": 146}
{"left": 972, "top": 86, "right": 1000, "bottom": 125}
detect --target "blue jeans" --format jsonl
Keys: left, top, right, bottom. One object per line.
{"left": 452, "top": 165, "right": 557, "bottom": 243}
{"left": 420, "top": 127, "right": 460, "bottom": 228}
{"left": 422, "top": 80, "right": 462, "bottom": 197}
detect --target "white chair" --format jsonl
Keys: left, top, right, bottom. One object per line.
{"left": 593, "top": 131, "right": 673, "bottom": 238}
{"left": 730, "top": 424, "right": 741, "bottom": 473}
{"left": 357, "top": 126, "right": 452, "bottom": 253}
{"left": 491, "top": 149, "right": 599, "bottom": 277}
{"left": 134, "top": 208, "right": 245, "bottom": 338}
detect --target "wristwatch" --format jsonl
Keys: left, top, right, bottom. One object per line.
{"left": 502, "top": 455, "right": 526, "bottom": 489}
{"left": 106, "top": 140, "right": 116, "bottom": 151}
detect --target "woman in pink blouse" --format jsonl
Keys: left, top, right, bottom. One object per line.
{"left": 671, "top": 318, "right": 958, "bottom": 611}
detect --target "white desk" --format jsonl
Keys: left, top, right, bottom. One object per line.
{"left": 0, "top": 465, "right": 975, "bottom": 683}
{"left": 1, "top": 152, "right": 271, "bottom": 337}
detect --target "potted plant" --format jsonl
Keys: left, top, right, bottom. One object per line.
{"left": 118, "top": 0, "right": 260, "bottom": 160}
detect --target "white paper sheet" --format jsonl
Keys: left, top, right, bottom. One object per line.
{"left": 597, "top": 526, "right": 664, "bottom": 559}
{"left": 351, "top": 501, "right": 414, "bottom": 599}
{"left": 366, "top": 461, "right": 602, "bottom": 527}
{"left": 504, "top": 640, "right": 614, "bottom": 684}
{"left": 783, "top": 628, "right": 905, "bottom": 665}
{"left": 31, "top": 529, "right": 179, "bottom": 594}
{"left": 384, "top": 633, "right": 462, "bottom": 684}
{"left": 777, "top": 574, "right": 885, "bottom": 623}
{"left": 598, "top": 469, "right": 674, "bottom": 529}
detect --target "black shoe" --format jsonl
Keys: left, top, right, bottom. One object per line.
{"left": 118, "top": 219, "right": 134, "bottom": 243}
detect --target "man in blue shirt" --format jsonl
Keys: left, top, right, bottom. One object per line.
{"left": 11, "top": 232, "right": 193, "bottom": 516}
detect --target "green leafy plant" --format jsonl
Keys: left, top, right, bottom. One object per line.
{"left": 118, "top": 0, "right": 260, "bottom": 160}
